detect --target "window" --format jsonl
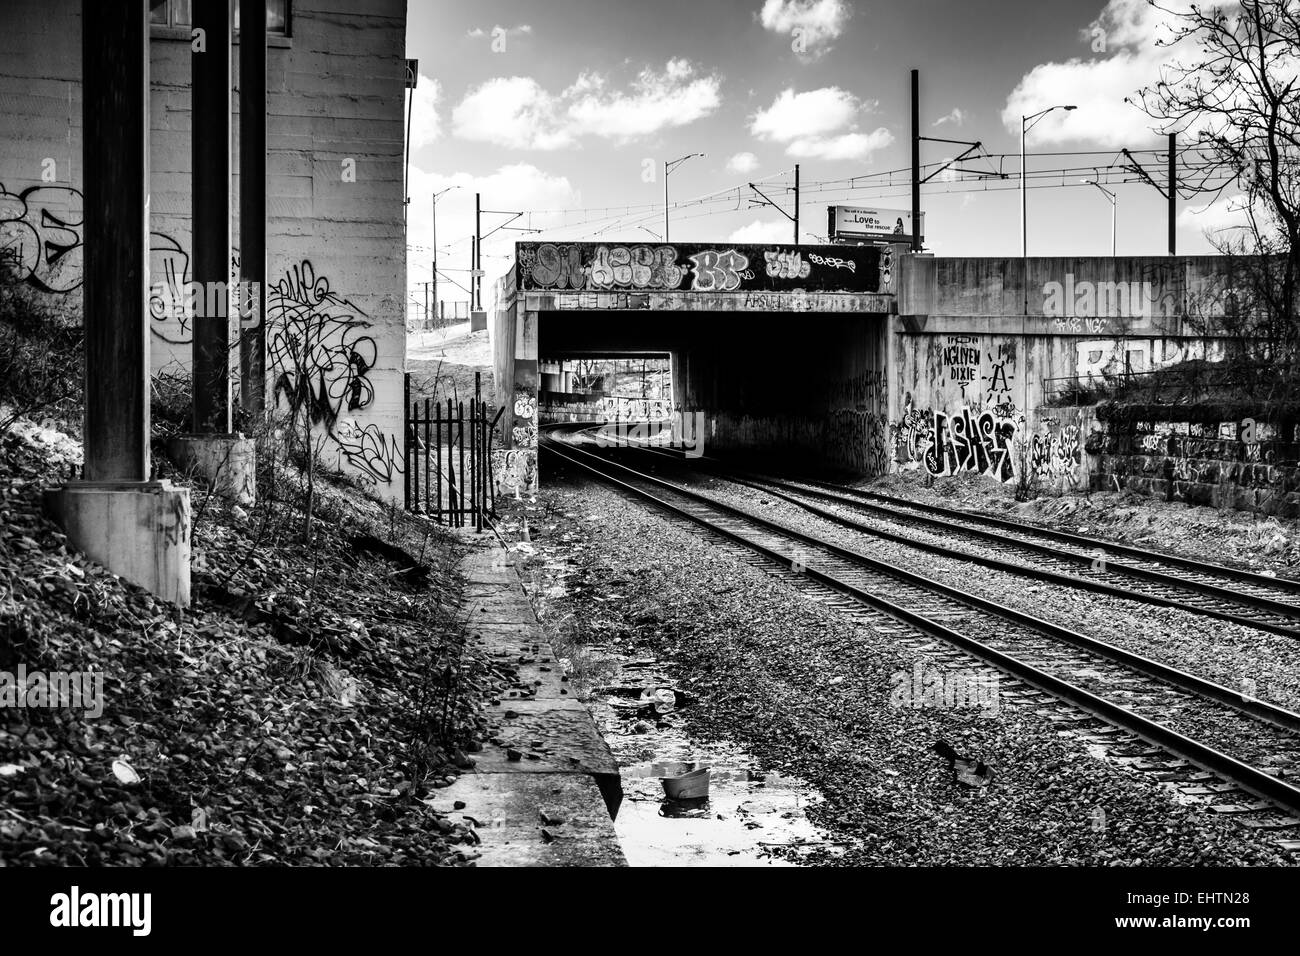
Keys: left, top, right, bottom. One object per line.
{"left": 150, "top": 0, "right": 289, "bottom": 37}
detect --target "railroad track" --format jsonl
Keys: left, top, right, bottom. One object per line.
{"left": 573, "top": 429, "right": 1300, "bottom": 640}
{"left": 540, "top": 427, "right": 1300, "bottom": 842}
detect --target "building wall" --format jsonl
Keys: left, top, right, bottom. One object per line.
{"left": 0, "top": 0, "right": 408, "bottom": 497}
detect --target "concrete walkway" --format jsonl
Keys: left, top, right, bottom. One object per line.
{"left": 432, "top": 534, "right": 627, "bottom": 866}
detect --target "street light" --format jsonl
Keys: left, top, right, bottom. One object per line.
{"left": 1021, "top": 105, "right": 1075, "bottom": 316}
{"left": 1082, "top": 179, "right": 1117, "bottom": 256}
{"left": 664, "top": 153, "right": 704, "bottom": 242}
{"left": 431, "top": 185, "right": 459, "bottom": 322}
{"left": 1022, "top": 105, "right": 1075, "bottom": 257}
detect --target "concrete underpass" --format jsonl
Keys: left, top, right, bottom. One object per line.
{"left": 492, "top": 240, "right": 895, "bottom": 493}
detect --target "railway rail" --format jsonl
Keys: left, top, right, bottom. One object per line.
{"left": 571, "top": 421, "right": 1300, "bottom": 640}
{"left": 540, "top": 423, "right": 1300, "bottom": 838}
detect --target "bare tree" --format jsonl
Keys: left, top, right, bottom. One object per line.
{"left": 1132, "top": 0, "right": 1300, "bottom": 398}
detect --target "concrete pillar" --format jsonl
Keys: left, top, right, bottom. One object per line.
{"left": 166, "top": 434, "right": 256, "bottom": 505}
{"left": 46, "top": 483, "right": 192, "bottom": 606}
{"left": 191, "top": 0, "right": 234, "bottom": 435}
{"left": 172, "top": 0, "right": 256, "bottom": 503}
{"left": 238, "top": 0, "right": 268, "bottom": 418}
{"left": 45, "top": 0, "right": 191, "bottom": 607}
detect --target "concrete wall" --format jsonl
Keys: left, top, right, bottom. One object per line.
{"left": 0, "top": 0, "right": 408, "bottom": 496}
{"left": 888, "top": 254, "right": 1245, "bottom": 496}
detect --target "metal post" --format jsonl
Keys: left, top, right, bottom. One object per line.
{"left": 1111, "top": 194, "right": 1117, "bottom": 257}
{"left": 238, "top": 0, "right": 266, "bottom": 419}
{"left": 910, "top": 69, "right": 921, "bottom": 253}
{"left": 423, "top": 398, "right": 431, "bottom": 513}
{"left": 1020, "top": 116, "right": 1027, "bottom": 316}
{"left": 403, "top": 372, "right": 411, "bottom": 509}
{"left": 465, "top": 400, "right": 470, "bottom": 528}
{"left": 663, "top": 160, "right": 669, "bottom": 242}
{"left": 192, "top": 0, "right": 233, "bottom": 435}
{"left": 82, "top": 0, "right": 150, "bottom": 482}
{"left": 474, "top": 192, "right": 481, "bottom": 311}
{"left": 475, "top": 371, "right": 483, "bottom": 533}
{"left": 793, "top": 163, "right": 800, "bottom": 245}
{"left": 1168, "top": 132, "right": 1176, "bottom": 256}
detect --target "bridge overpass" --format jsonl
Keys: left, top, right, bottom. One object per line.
{"left": 492, "top": 240, "right": 1245, "bottom": 496}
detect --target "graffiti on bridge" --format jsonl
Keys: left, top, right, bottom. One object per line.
{"left": 516, "top": 241, "right": 884, "bottom": 294}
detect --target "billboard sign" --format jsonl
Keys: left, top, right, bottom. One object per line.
{"left": 828, "top": 206, "right": 923, "bottom": 244}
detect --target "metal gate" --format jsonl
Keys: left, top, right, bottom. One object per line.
{"left": 404, "top": 371, "right": 501, "bottom": 532}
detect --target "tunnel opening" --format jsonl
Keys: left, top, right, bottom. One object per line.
{"left": 537, "top": 308, "right": 889, "bottom": 475}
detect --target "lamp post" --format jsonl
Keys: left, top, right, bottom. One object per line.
{"left": 664, "top": 152, "right": 704, "bottom": 242}
{"left": 431, "top": 184, "right": 459, "bottom": 323}
{"left": 1019, "top": 104, "right": 1075, "bottom": 440}
{"left": 1021, "top": 104, "right": 1075, "bottom": 314}
{"left": 1082, "top": 179, "right": 1117, "bottom": 256}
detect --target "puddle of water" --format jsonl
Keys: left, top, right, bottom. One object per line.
{"left": 591, "top": 663, "right": 842, "bottom": 867}
{"left": 511, "top": 514, "right": 842, "bottom": 865}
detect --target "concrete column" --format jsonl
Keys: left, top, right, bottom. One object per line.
{"left": 238, "top": 0, "right": 267, "bottom": 418}
{"left": 173, "top": 0, "right": 256, "bottom": 504}
{"left": 45, "top": 0, "right": 191, "bottom": 607}
{"left": 191, "top": 0, "right": 233, "bottom": 435}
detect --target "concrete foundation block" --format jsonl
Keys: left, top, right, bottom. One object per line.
{"left": 167, "top": 434, "right": 256, "bottom": 505}
{"left": 470, "top": 309, "right": 487, "bottom": 332}
{"left": 44, "top": 480, "right": 192, "bottom": 607}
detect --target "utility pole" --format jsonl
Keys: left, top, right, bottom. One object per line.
{"left": 474, "top": 192, "right": 481, "bottom": 311}
{"left": 431, "top": 185, "right": 458, "bottom": 323}
{"left": 1168, "top": 132, "right": 1176, "bottom": 256}
{"left": 239, "top": 0, "right": 267, "bottom": 418}
{"left": 793, "top": 163, "right": 800, "bottom": 245}
{"left": 911, "top": 69, "right": 920, "bottom": 253}
{"left": 1120, "top": 136, "right": 1178, "bottom": 255}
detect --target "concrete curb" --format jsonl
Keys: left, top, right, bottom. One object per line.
{"left": 434, "top": 534, "right": 627, "bottom": 867}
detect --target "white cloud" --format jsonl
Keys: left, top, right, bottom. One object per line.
{"left": 410, "top": 74, "right": 441, "bottom": 150}
{"left": 932, "top": 107, "right": 965, "bottom": 128}
{"left": 452, "top": 60, "right": 723, "bottom": 150}
{"left": 758, "top": 0, "right": 850, "bottom": 51}
{"left": 750, "top": 87, "right": 893, "bottom": 160}
{"left": 1178, "top": 192, "right": 1272, "bottom": 239}
{"left": 728, "top": 218, "right": 796, "bottom": 243}
{"left": 785, "top": 129, "right": 893, "bottom": 160}
{"left": 452, "top": 77, "right": 574, "bottom": 150}
{"left": 565, "top": 59, "right": 723, "bottom": 140}
{"left": 751, "top": 87, "right": 860, "bottom": 139}
{"left": 726, "top": 151, "right": 759, "bottom": 174}
{"left": 1001, "top": 0, "right": 1186, "bottom": 146}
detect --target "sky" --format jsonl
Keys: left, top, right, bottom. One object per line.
{"left": 402, "top": 0, "right": 1248, "bottom": 313}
